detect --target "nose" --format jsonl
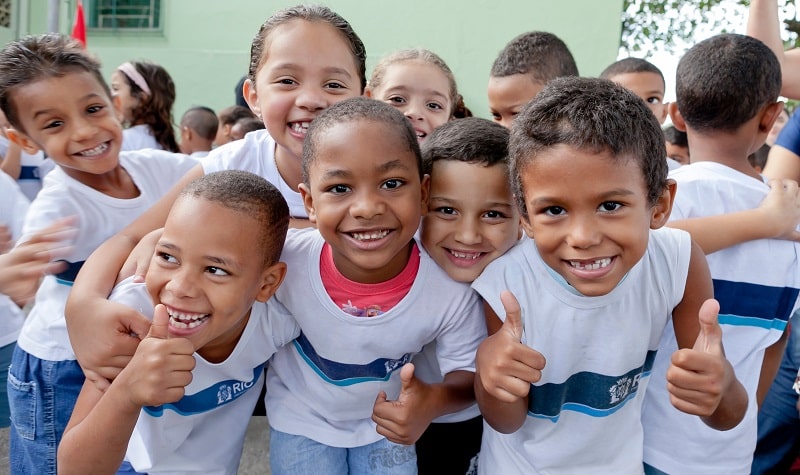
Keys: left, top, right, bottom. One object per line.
{"left": 455, "top": 218, "right": 483, "bottom": 246}
{"left": 403, "top": 99, "right": 425, "bottom": 122}
{"left": 565, "top": 215, "right": 601, "bottom": 249}
{"left": 72, "top": 116, "right": 97, "bottom": 142}
{"left": 164, "top": 267, "right": 199, "bottom": 298}
{"left": 350, "top": 189, "right": 385, "bottom": 220}
{"left": 296, "top": 86, "right": 326, "bottom": 112}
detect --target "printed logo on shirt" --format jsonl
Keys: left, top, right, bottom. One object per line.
{"left": 293, "top": 331, "right": 412, "bottom": 386}
{"left": 341, "top": 300, "right": 384, "bottom": 317}
{"left": 143, "top": 364, "right": 264, "bottom": 417}
{"left": 528, "top": 350, "right": 657, "bottom": 421}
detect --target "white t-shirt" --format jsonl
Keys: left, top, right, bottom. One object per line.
{"left": 121, "top": 124, "right": 162, "bottom": 151}
{"left": 266, "top": 228, "right": 485, "bottom": 448}
{"left": 201, "top": 130, "right": 306, "bottom": 218}
{"left": 16, "top": 150, "right": 197, "bottom": 361}
{"left": 107, "top": 277, "right": 299, "bottom": 474}
{"left": 0, "top": 135, "right": 52, "bottom": 201}
{"left": 0, "top": 172, "right": 30, "bottom": 347}
{"left": 472, "top": 228, "right": 690, "bottom": 475}
{"left": 642, "top": 162, "right": 800, "bottom": 475}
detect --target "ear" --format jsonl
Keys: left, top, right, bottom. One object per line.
{"left": 650, "top": 179, "right": 676, "bottom": 229}
{"left": 180, "top": 126, "right": 192, "bottom": 142}
{"left": 419, "top": 174, "right": 431, "bottom": 217}
{"left": 759, "top": 101, "right": 784, "bottom": 134}
{"left": 5, "top": 128, "right": 40, "bottom": 155}
{"left": 519, "top": 210, "right": 535, "bottom": 239}
{"left": 668, "top": 103, "right": 686, "bottom": 132}
{"left": 254, "top": 261, "right": 287, "bottom": 302}
{"left": 243, "top": 78, "right": 261, "bottom": 118}
{"left": 364, "top": 87, "right": 374, "bottom": 99}
{"left": 298, "top": 182, "right": 316, "bottom": 224}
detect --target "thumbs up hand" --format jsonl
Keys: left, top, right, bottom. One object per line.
{"left": 118, "top": 304, "right": 196, "bottom": 408}
{"left": 476, "top": 291, "right": 545, "bottom": 404}
{"left": 372, "top": 363, "right": 433, "bottom": 445}
{"left": 667, "top": 299, "right": 735, "bottom": 417}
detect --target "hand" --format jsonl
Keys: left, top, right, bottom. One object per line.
{"left": 667, "top": 299, "right": 733, "bottom": 416}
{"left": 0, "top": 224, "right": 11, "bottom": 253}
{"left": 372, "top": 363, "right": 432, "bottom": 445}
{"left": 0, "top": 217, "right": 75, "bottom": 306}
{"left": 476, "top": 291, "right": 544, "bottom": 403}
{"left": 118, "top": 228, "right": 162, "bottom": 284}
{"left": 118, "top": 304, "right": 195, "bottom": 407}
{"left": 760, "top": 179, "right": 800, "bottom": 241}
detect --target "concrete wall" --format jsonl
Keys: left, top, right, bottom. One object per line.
{"left": 7, "top": 0, "right": 624, "bottom": 123}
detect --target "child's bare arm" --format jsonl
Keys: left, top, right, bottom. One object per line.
{"left": 747, "top": 0, "right": 800, "bottom": 99}
{"left": 65, "top": 164, "right": 203, "bottom": 386}
{"left": 668, "top": 179, "right": 800, "bottom": 254}
{"left": 0, "top": 138, "right": 22, "bottom": 179}
{"left": 57, "top": 306, "right": 195, "bottom": 475}
{"left": 372, "top": 365, "right": 474, "bottom": 445}
{"left": 669, "top": 242, "right": 748, "bottom": 430}
{"left": 474, "top": 291, "right": 544, "bottom": 434}
{"left": 757, "top": 330, "right": 789, "bottom": 407}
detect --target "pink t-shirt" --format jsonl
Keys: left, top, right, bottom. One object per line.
{"left": 320, "top": 242, "right": 420, "bottom": 317}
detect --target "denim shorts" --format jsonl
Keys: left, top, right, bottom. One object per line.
{"left": 0, "top": 341, "right": 17, "bottom": 428}
{"left": 7, "top": 346, "right": 84, "bottom": 475}
{"left": 270, "top": 427, "right": 417, "bottom": 475}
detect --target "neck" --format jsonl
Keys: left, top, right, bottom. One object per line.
{"left": 685, "top": 128, "right": 764, "bottom": 180}
{"left": 63, "top": 165, "right": 140, "bottom": 198}
{"left": 274, "top": 144, "right": 303, "bottom": 192}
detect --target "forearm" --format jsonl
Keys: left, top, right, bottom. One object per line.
{"left": 702, "top": 376, "right": 747, "bottom": 431}
{"left": 428, "top": 370, "right": 476, "bottom": 418}
{"left": 757, "top": 332, "right": 789, "bottom": 407}
{"left": 0, "top": 147, "right": 21, "bottom": 179}
{"left": 475, "top": 372, "right": 528, "bottom": 434}
{"left": 669, "top": 210, "right": 785, "bottom": 254}
{"left": 57, "top": 382, "right": 141, "bottom": 475}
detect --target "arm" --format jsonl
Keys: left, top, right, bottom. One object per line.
{"left": 757, "top": 329, "right": 789, "bottom": 407}
{"left": 57, "top": 305, "right": 195, "bottom": 475}
{"left": 668, "top": 179, "right": 800, "bottom": 253}
{"left": 372, "top": 365, "right": 475, "bottom": 445}
{"left": 0, "top": 138, "right": 22, "bottom": 180}
{"left": 64, "top": 164, "right": 203, "bottom": 386}
{"left": 474, "top": 292, "right": 545, "bottom": 434}
{"left": 764, "top": 145, "right": 800, "bottom": 182}
{"left": 747, "top": 0, "right": 800, "bottom": 99}
{"left": 669, "top": 241, "right": 748, "bottom": 430}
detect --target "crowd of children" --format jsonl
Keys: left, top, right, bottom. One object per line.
{"left": 1, "top": 1, "right": 800, "bottom": 474}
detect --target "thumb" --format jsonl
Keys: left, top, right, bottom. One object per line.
{"left": 399, "top": 363, "right": 415, "bottom": 395}
{"left": 694, "top": 298, "right": 723, "bottom": 354}
{"left": 500, "top": 290, "right": 524, "bottom": 341}
{"left": 146, "top": 304, "right": 170, "bottom": 339}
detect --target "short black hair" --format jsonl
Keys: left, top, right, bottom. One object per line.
{"left": 422, "top": 117, "right": 509, "bottom": 175}
{"left": 179, "top": 170, "right": 289, "bottom": 266}
{"left": 510, "top": 77, "right": 667, "bottom": 217}
{"left": 663, "top": 125, "right": 688, "bottom": 147}
{"left": 599, "top": 57, "right": 665, "bottom": 89}
{"left": 0, "top": 34, "right": 109, "bottom": 132}
{"left": 302, "top": 97, "right": 422, "bottom": 183}
{"left": 676, "top": 33, "right": 781, "bottom": 133}
{"left": 490, "top": 31, "right": 578, "bottom": 85}
{"left": 181, "top": 106, "right": 219, "bottom": 141}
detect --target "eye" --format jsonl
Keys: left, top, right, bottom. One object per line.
{"left": 543, "top": 206, "right": 565, "bottom": 217}
{"left": 324, "top": 81, "right": 346, "bottom": 90}
{"left": 87, "top": 105, "right": 104, "bottom": 114}
{"left": 43, "top": 120, "right": 64, "bottom": 130}
{"left": 327, "top": 184, "right": 351, "bottom": 194}
{"left": 483, "top": 210, "right": 508, "bottom": 220}
{"left": 426, "top": 102, "right": 444, "bottom": 111}
{"left": 206, "top": 266, "right": 230, "bottom": 276}
{"left": 387, "top": 96, "right": 406, "bottom": 105}
{"left": 490, "top": 113, "right": 501, "bottom": 122}
{"left": 434, "top": 206, "right": 457, "bottom": 216}
{"left": 157, "top": 252, "right": 178, "bottom": 264}
{"left": 646, "top": 96, "right": 662, "bottom": 105}
{"left": 598, "top": 201, "right": 622, "bottom": 212}
{"left": 381, "top": 179, "right": 405, "bottom": 190}
{"left": 277, "top": 78, "right": 297, "bottom": 86}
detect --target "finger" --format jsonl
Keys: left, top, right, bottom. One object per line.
{"left": 694, "top": 299, "right": 723, "bottom": 355}
{"left": 373, "top": 390, "right": 388, "bottom": 408}
{"left": 399, "top": 363, "right": 415, "bottom": 395}
{"left": 147, "top": 304, "right": 170, "bottom": 339}
{"left": 500, "top": 290, "right": 524, "bottom": 341}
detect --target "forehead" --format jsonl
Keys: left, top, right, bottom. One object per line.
{"left": 11, "top": 70, "right": 110, "bottom": 115}
{"left": 487, "top": 74, "right": 543, "bottom": 105}
{"left": 378, "top": 60, "right": 451, "bottom": 92}
{"left": 261, "top": 19, "right": 359, "bottom": 77}
{"left": 609, "top": 71, "right": 665, "bottom": 96}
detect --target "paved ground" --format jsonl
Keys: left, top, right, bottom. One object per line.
{"left": 0, "top": 416, "right": 270, "bottom": 474}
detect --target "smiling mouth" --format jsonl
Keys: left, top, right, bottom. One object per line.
{"left": 290, "top": 122, "right": 311, "bottom": 135}
{"left": 168, "top": 308, "right": 210, "bottom": 329}
{"left": 349, "top": 229, "right": 390, "bottom": 241}
{"left": 76, "top": 142, "right": 109, "bottom": 157}
{"left": 448, "top": 249, "right": 483, "bottom": 260}
{"left": 568, "top": 257, "right": 612, "bottom": 270}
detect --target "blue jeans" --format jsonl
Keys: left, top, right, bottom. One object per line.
{"left": 0, "top": 342, "right": 17, "bottom": 428}
{"left": 270, "top": 427, "right": 417, "bottom": 475}
{"left": 751, "top": 317, "right": 800, "bottom": 475}
{"left": 7, "top": 346, "right": 84, "bottom": 475}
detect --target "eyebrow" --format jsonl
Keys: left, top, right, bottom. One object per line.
{"left": 319, "top": 159, "right": 413, "bottom": 181}
{"left": 383, "top": 85, "right": 448, "bottom": 101}
{"left": 531, "top": 188, "right": 637, "bottom": 205}
{"left": 270, "top": 62, "right": 354, "bottom": 79}
{"left": 32, "top": 93, "right": 104, "bottom": 120}
{"left": 430, "top": 196, "right": 514, "bottom": 209}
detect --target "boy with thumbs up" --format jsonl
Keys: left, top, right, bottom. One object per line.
{"left": 472, "top": 76, "right": 748, "bottom": 474}
{"left": 641, "top": 34, "right": 800, "bottom": 475}
{"left": 57, "top": 170, "right": 300, "bottom": 475}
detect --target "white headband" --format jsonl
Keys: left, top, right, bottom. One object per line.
{"left": 117, "top": 62, "right": 151, "bottom": 96}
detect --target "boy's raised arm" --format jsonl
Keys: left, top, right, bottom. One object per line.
{"left": 474, "top": 291, "right": 544, "bottom": 434}
{"left": 747, "top": 0, "right": 800, "bottom": 99}
{"left": 65, "top": 164, "right": 203, "bottom": 386}
{"left": 669, "top": 242, "right": 748, "bottom": 430}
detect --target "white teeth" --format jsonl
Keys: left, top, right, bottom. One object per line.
{"left": 450, "top": 250, "right": 480, "bottom": 260}
{"left": 416, "top": 131, "right": 425, "bottom": 138}
{"left": 77, "top": 142, "right": 108, "bottom": 157}
{"left": 167, "top": 309, "right": 209, "bottom": 329}
{"left": 291, "top": 122, "right": 310, "bottom": 134}
{"left": 351, "top": 230, "right": 390, "bottom": 241}
{"left": 569, "top": 257, "right": 611, "bottom": 270}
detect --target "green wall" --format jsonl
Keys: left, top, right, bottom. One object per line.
{"left": 14, "top": 0, "right": 623, "bottom": 124}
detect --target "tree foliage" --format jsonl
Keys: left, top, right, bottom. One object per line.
{"left": 620, "top": 0, "right": 798, "bottom": 56}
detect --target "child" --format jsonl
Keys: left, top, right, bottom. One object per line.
{"left": 641, "top": 33, "right": 800, "bottom": 475}
{"left": 265, "top": 97, "right": 485, "bottom": 474}
{"left": 0, "top": 109, "right": 52, "bottom": 201}
{"left": 749, "top": 143, "right": 771, "bottom": 174}
{"left": 600, "top": 57, "right": 669, "bottom": 125}
{"left": 214, "top": 104, "right": 255, "bottom": 147}
{"left": 414, "top": 117, "right": 519, "bottom": 474}
{"left": 229, "top": 116, "right": 265, "bottom": 141}
{"left": 487, "top": 31, "right": 578, "bottom": 128}
{"left": 58, "top": 170, "right": 299, "bottom": 475}
{"left": 472, "top": 76, "right": 747, "bottom": 474}
{"left": 664, "top": 124, "right": 690, "bottom": 166}
{"left": 112, "top": 60, "right": 180, "bottom": 152}
{"left": 178, "top": 105, "right": 218, "bottom": 157}
{"left": 366, "top": 48, "right": 458, "bottom": 142}
{"left": 64, "top": 4, "right": 368, "bottom": 385}
{"left": 766, "top": 105, "right": 789, "bottom": 147}
{"left": 0, "top": 33, "right": 198, "bottom": 474}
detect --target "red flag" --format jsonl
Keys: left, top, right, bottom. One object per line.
{"left": 71, "top": 0, "right": 86, "bottom": 48}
